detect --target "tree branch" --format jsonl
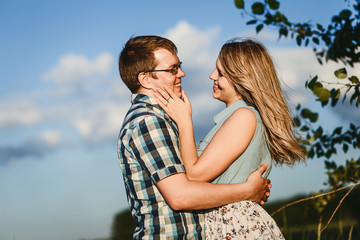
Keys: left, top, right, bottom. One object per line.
{"left": 271, "top": 182, "right": 360, "bottom": 216}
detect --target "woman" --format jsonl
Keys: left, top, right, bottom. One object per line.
{"left": 154, "top": 38, "right": 305, "bottom": 239}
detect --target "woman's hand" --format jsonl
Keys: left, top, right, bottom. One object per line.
{"left": 153, "top": 86, "right": 192, "bottom": 127}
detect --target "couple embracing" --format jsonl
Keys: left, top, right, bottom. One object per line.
{"left": 117, "top": 35, "right": 305, "bottom": 239}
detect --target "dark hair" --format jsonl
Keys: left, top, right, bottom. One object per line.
{"left": 118, "top": 35, "right": 178, "bottom": 93}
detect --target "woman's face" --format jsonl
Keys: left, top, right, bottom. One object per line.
{"left": 209, "top": 58, "right": 239, "bottom": 107}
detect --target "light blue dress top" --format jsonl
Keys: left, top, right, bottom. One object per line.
{"left": 196, "top": 99, "right": 272, "bottom": 184}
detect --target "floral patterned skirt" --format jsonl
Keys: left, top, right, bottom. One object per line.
{"left": 205, "top": 201, "right": 285, "bottom": 239}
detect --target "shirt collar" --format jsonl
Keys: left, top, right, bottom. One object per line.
{"left": 131, "top": 93, "right": 157, "bottom": 105}
{"left": 131, "top": 93, "right": 171, "bottom": 119}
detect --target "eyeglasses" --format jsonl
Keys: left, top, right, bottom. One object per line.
{"left": 146, "top": 62, "right": 182, "bottom": 75}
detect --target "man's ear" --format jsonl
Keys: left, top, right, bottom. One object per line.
{"left": 138, "top": 72, "right": 152, "bottom": 89}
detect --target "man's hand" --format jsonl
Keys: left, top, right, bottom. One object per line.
{"left": 245, "top": 163, "right": 272, "bottom": 205}
{"left": 260, "top": 179, "right": 271, "bottom": 205}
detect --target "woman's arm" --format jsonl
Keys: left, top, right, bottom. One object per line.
{"left": 154, "top": 86, "right": 256, "bottom": 182}
{"left": 191, "top": 108, "right": 256, "bottom": 181}
{"left": 154, "top": 88, "right": 199, "bottom": 171}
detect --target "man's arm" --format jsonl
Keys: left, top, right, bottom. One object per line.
{"left": 133, "top": 114, "right": 270, "bottom": 210}
{"left": 157, "top": 163, "right": 270, "bottom": 211}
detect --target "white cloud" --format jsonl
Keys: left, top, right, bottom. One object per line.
{"left": 43, "top": 52, "right": 113, "bottom": 83}
{"left": 266, "top": 47, "right": 321, "bottom": 89}
{"left": 74, "top": 118, "right": 93, "bottom": 137}
{"left": 269, "top": 47, "right": 320, "bottom": 105}
{"left": 72, "top": 101, "right": 130, "bottom": 141}
{"left": 39, "top": 130, "right": 62, "bottom": 146}
{"left": 165, "top": 20, "right": 220, "bottom": 67}
{"left": 0, "top": 100, "right": 42, "bottom": 127}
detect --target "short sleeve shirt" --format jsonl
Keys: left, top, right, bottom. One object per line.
{"left": 118, "top": 94, "right": 203, "bottom": 239}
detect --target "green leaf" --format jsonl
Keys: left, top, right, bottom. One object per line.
{"left": 296, "top": 35, "right": 302, "bottom": 46}
{"left": 293, "top": 116, "right": 301, "bottom": 127}
{"left": 252, "top": 2, "right": 265, "bottom": 15}
{"left": 309, "top": 112, "right": 319, "bottom": 122}
{"left": 317, "top": 57, "right": 323, "bottom": 65}
{"left": 301, "top": 126, "right": 310, "bottom": 131}
{"left": 306, "top": 76, "right": 318, "bottom": 90}
{"left": 334, "top": 68, "right": 347, "bottom": 79}
{"left": 316, "top": 24, "right": 324, "bottom": 31}
{"left": 343, "top": 143, "right": 349, "bottom": 153}
{"left": 266, "top": 0, "right": 280, "bottom": 10}
{"left": 339, "top": 10, "right": 351, "bottom": 19}
{"left": 330, "top": 89, "right": 341, "bottom": 107}
{"left": 247, "top": 20, "right": 257, "bottom": 25}
{"left": 312, "top": 37, "right": 319, "bottom": 45}
{"left": 349, "top": 76, "right": 359, "bottom": 83}
{"left": 350, "top": 92, "right": 356, "bottom": 105}
{"left": 331, "top": 96, "right": 339, "bottom": 107}
{"left": 308, "top": 149, "right": 314, "bottom": 158}
{"left": 333, "top": 127, "right": 342, "bottom": 135}
{"left": 325, "top": 160, "right": 338, "bottom": 169}
{"left": 314, "top": 81, "right": 323, "bottom": 88}
{"left": 279, "top": 28, "right": 288, "bottom": 37}
{"left": 332, "top": 16, "right": 341, "bottom": 23}
{"left": 264, "top": 17, "right": 273, "bottom": 25}
{"left": 332, "top": 89, "right": 341, "bottom": 99}
{"left": 256, "top": 24, "right": 264, "bottom": 33}
{"left": 275, "top": 11, "right": 284, "bottom": 22}
{"left": 315, "top": 127, "right": 323, "bottom": 137}
{"left": 300, "top": 108, "right": 312, "bottom": 118}
{"left": 314, "top": 87, "right": 331, "bottom": 102}
{"left": 234, "top": 0, "right": 245, "bottom": 9}
{"left": 300, "top": 109, "right": 318, "bottom": 122}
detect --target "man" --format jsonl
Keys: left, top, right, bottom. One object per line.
{"left": 117, "top": 35, "right": 271, "bottom": 239}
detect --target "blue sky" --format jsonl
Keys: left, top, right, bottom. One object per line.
{"left": 1, "top": 1, "right": 359, "bottom": 240}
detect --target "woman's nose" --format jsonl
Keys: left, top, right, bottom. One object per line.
{"left": 209, "top": 69, "right": 216, "bottom": 80}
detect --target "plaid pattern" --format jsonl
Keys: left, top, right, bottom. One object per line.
{"left": 118, "top": 94, "right": 203, "bottom": 239}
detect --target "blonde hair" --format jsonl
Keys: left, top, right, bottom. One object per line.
{"left": 219, "top": 38, "right": 305, "bottom": 165}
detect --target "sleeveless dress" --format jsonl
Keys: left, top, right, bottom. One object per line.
{"left": 197, "top": 99, "right": 285, "bottom": 239}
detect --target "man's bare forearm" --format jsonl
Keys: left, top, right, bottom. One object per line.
{"left": 157, "top": 172, "right": 267, "bottom": 210}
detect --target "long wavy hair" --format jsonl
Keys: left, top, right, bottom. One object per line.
{"left": 218, "top": 38, "right": 305, "bottom": 165}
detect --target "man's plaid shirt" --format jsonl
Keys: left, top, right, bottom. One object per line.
{"left": 118, "top": 94, "right": 203, "bottom": 239}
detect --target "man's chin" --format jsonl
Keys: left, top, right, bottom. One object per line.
{"left": 174, "top": 88, "right": 182, "bottom": 98}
